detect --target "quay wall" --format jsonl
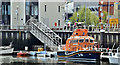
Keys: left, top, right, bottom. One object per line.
{"left": 0, "top": 31, "right": 42, "bottom": 51}
{"left": 0, "top": 31, "right": 120, "bottom": 51}
{"left": 56, "top": 32, "right": 120, "bottom": 49}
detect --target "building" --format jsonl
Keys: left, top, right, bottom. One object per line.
{"left": 65, "top": 0, "right": 99, "bottom": 20}
{"left": 39, "top": 0, "right": 65, "bottom": 28}
{"left": 0, "top": 0, "right": 10, "bottom": 25}
{"left": 0, "top": 0, "right": 65, "bottom": 29}
{"left": 99, "top": 0, "right": 120, "bottom": 23}
{"left": 0, "top": 0, "right": 65, "bottom": 50}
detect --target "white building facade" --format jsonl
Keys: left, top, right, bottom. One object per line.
{"left": 39, "top": 0, "right": 65, "bottom": 29}
{"left": 10, "top": 0, "right": 65, "bottom": 29}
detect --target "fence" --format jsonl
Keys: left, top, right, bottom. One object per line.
{"left": 0, "top": 25, "right": 31, "bottom": 31}
{"left": 52, "top": 25, "right": 120, "bottom": 33}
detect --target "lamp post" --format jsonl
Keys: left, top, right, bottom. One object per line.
{"left": 108, "top": 0, "right": 110, "bottom": 32}
{"left": 100, "top": 1, "right": 103, "bottom": 30}
{"left": 84, "top": 2, "right": 86, "bottom": 29}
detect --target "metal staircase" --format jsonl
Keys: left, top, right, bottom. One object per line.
{"left": 27, "top": 17, "right": 62, "bottom": 51}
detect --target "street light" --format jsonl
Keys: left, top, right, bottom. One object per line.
{"left": 100, "top": 1, "right": 103, "bottom": 30}
{"left": 108, "top": 0, "right": 110, "bottom": 32}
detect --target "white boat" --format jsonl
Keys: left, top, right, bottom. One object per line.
{"left": 109, "top": 45, "right": 120, "bottom": 64}
{"left": 0, "top": 42, "right": 14, "bottom": 55}
{"left": 109, "top": 53, "right": 120, "bottom": 64}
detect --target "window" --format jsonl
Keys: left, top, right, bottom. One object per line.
{"left": 58, "top": 6, "right": 60, "bottom": 12}
{"left": 58, "top": 20, "right": 60, "bottom": 26}
{"left": 73, "top": 40, "right": 78, "bottom": 43}
{"left": 118, "top": 5, "right": 120, "bottom": 10}
{"left": 45, "top": 5, "right": 46, "bottom": 12}
{"left": 92, "top": 8, "right": 95, "bottom": 11}
{"left": 90, "top": 39, "right": 93, "bottom": 43}
{"left": 26, "top": 6, "right": 30, "bottom": 15}
{"left": 8, "top": 5, "right": 10, "bottom": 15}
{"left": 31, "top": 5, "right": 34, "bottom": 15}
{"left": 5, "top": 5, "right": 6, "bottom": 15}
{"left": 96, "top": 8, "right": 98, "bottom": 11}
{"left": 79, "top": 39, "right": 84, "bottom": 43}
{"left": 70, "top": 40, "right": 78, "bottom": 43}
{"left": 34, "top": 6, "right": 38, "bottom": 15}
{"left": 85, "top": 39, "right": 89, "bottom": 42}
{"left": 2, "top": 5, "right": 4, "bottom": 15}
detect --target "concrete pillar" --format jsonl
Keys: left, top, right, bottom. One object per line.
{"left": 109, "top": 35, "right": 112, "bottom": 48}
{"left": 94, "top": 35, "right": 96, "bottom": 40}
{"left": 11, "top": 0, "right": 25, "bottom": 29}
{"left": 104, "top": 34, "right": 107, "bottom": 47}
{"left": 100, "top": 30, "right": 105, "bottom": 47}
{"left": 116, "top": 35, "right": 118, "bottom": 44}
{"left": 112, "top": 35, "right": 113, "bottom": 43}
{"left": 98, "top": 35, "right": 100, "bottom": 43}
{"left": 96, "top": 34, "right": 98, "bottom": 42}
{"left": 64, "top": 33, "right": 66, "bottom": 40}
{"left": 107, "top": 35, "right": 109, "bottom": 43}
{"left": 118, "top": 34, "right": 120, "bottom": 45}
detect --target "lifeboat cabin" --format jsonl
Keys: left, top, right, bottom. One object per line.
{"left": 63, "top": 29, "right": 96, "bottom": 51}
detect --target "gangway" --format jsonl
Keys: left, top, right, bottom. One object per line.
{"left": 26, "top": 17, "right": 62, "bottom": 51}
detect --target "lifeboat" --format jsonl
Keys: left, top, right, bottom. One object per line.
{"left": 57, "top": 29, "right": 101, "bottom": 61}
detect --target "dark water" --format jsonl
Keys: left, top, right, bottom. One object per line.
{"left": 0, "top": 56, "right": 119, "bottom": 65}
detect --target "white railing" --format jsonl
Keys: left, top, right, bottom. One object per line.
{"left": 27, "top": 18, "right": 62, "bottom": 51}
{"left": 0, "top": 25, "right": 30, "bottom": 31}
{"left": 52, "top": 25, "right": 120, "bottom": 33}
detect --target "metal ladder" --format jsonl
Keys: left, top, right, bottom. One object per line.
{"left": 27, "top": 17, "right": 62, "bottom": 51}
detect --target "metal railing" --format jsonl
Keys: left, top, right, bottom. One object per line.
{"left": 27, "top": 18, "right": 62, "bottom": 51}
{"left": 52, "top": 25, "right": 120, "bottom": 33}
{"left": 0, "top": 25, "right": 30, "bottom": 31}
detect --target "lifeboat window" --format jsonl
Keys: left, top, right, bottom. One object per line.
{"left": 73, "top": 40, "right": 78, "bottom": 43}
{"left": 90, "top": 39, "right": 93, "bottom": 43}
{"left": 70, "top": 40, "right": 78, "bottom": 43}
{"left": 79, "top": 39, "right": 84, "bottom": 43}
{"left": 85, "top": 39, "right": 89, "bottom": 42}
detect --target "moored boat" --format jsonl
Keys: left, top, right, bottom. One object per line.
{"left": 17, "top": 51, "right": 30, "bottom": 57}
{"left": 0, "top": 42, "right": 14, "bottom": 55}
{"left": 109, "top": 45, "right": 120, "bottom": 64}
{"left": 57, "top": 29, "right": 101, "bottom": 61}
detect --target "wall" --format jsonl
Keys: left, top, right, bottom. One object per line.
{"left": 39, "top": 0, "right": 65, "bottom": 28}
{"left": 56, "top": 31, "right": 120, "bottom": 49}
{"left": 0, "top": 31, "right": 42, "bottom": 51}
{"left": 11, "top": 0, "right": 25, "bottom": 29}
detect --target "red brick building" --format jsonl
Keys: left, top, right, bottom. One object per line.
{"left": 99, "top": 0, "right": 120, "bottom": 22}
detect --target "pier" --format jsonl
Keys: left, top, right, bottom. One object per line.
{"left": 0, "top": 23, "right": 120, "bottom": 51}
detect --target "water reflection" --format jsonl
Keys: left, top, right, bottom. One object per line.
{"left": 0, "top": 56, "right": 118, "bottom": 65}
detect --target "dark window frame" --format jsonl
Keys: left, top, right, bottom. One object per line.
{"left": 118, "top": 5, "right": 120, "bottom": 10}
{"left": 45, "top": 5, "right": 47, "bottom": 12}
{"left": 79, "top": 39, "right": 84, "bottom": 43}
{"left": 90, "top": 39, "right": 93, "bottom": 43}
{"left": 85, "top": 39, "right": 89, "bottom": 42}
{"left": 58, "top": 6, "right": 60, "bottom": 12}
{"left": 58, "top": 20, "right": 60, "bottom": 26}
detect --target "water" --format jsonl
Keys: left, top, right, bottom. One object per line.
{"left": 0, "top": 56, "right": 119, "bottom": 65}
